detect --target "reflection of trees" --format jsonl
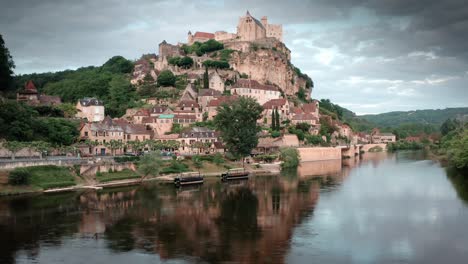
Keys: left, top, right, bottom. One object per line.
{"left": 105, "top": 217, "right": 136, "bottom": 252}
{"left": 446, "top": 167, "right": 468, "bottom": 204}
{"left": 218, "top": 187, "right": 260, "bottom": 240}
{"left": 0, "top": 193, "right": 80, "bottom": 263}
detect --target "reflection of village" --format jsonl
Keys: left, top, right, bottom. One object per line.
{"left": 0, "top": 153, "right": 393, "bottom": 263}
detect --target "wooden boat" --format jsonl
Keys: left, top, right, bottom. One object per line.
{"left": 221, "top": 168, "right": 250, "bottom": 181}
{"left": 174, "top": 172, "right": 204, "bottom": 187}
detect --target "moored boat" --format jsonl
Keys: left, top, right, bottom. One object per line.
{"left": 221, "top": 168, "right": 250, "bottom": 181}
{"left": 174, "top": 172, "right": 204, "bottom": 187}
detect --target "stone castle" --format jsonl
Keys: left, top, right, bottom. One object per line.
{"left": 188, "top": 11, "right": 283, "bottom": 44}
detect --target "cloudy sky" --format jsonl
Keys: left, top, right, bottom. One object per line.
{"left": 1, "top": 0, "right": 467, "bottom": 114}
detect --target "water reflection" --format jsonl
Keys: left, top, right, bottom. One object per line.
{"left": 1, "top": 152, "right": 468, "bottom": 264}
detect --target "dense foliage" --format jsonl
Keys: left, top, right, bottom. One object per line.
{"left": 168, "top": 56, "right": 194, "bottom": 69}
{"left": 0, "top": 34, "right": 15, "bottom": 92}
{"left": 157, "top": 70, "right": 176, "bottom": 87}
{"left": 14, "top": 56, "right": 135, "bottom": 117}
{"left": 214, "top": 97, "right": 263, "bottom": 160}
{"left": 387, "top": 141, "right": 424, "bottom": 151}
{"left": 202, "top": 60, "right": 230, "bottom": 69}
{"left": 0, "top": 101, "right": 79, "bottom": 145}
{"left": 182, "top": 39, "right": 224, "bottom": 56}
{"left": 360, "top": 107, "right": 468, "bottom": 128}
{"left": 280, "top": 147, "right": 300, "bottom": 169}
{"left": 440, "top": 124, "right": 468, "bottom": 170}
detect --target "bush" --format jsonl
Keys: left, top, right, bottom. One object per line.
{"left": 202, "top": 60, "right": 230, "bottom": 69}
{"left": 161, "top": 160, "right": 189, "bottom": 174}
{"left": 168, "top": 56, "right": 193, "bottom": 69}
{"left": 157, "top": 70, "right": 176, "bottom": 87}
{"left": 193, "top": 155, "right": 203, "bottom": 168}
{"left": 305, "top": 135, "right": 323, "bottom": 146}
{"left": 213, "top": 153, "right": 225, "bottom": 165}
{"left": 8, "top": 169, "right": 30, "bottom": 185}
{"left": 271, "top": 131, "right": 281, "bottom": 138}
{"left": 280, "top": 147, "right": 300, "bottom": 169}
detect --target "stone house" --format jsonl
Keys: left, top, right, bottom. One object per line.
{"left": 209, "top": 71, "right": 225, "bottom": 92}
{"left": 142, "top": 114, "right": 174, "bottom": 137}
{"left": 231, "top": 79, "right": 281, "bottom": 105}
{"left": 16, "top": 80, "right": 61, "bottom": 106}
{"left": 79, "top": 117, "right": 152, "bottom": 156}
{"left": 262, "top": 98, "right": 290, "bottom": 124}
{"left": 76, "top": 97, "right": 105, "bottom": 122}
{"left": 198, "top": 89, "right": 222, "bottom": 109}
{"left": 178, "top": 127, "right": 220, "bottom": 154}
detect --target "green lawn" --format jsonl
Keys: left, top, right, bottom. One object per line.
{"left": 26, "top": 165, "right": 76, "bottom": 189}
{"left": 96, "top": 169, "right": 140, "bottom": 183}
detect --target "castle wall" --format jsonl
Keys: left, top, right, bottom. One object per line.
{"left": 297, "top": 147, "right": 342, "bottom": 162}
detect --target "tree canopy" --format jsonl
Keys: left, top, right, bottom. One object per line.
{"left": 214, "top": 97, "right": 263, "bottom": 160}
{"left": 157, "top": 70, "right": 176, "bottom": 87}
{"left": 0, "top": 34, "right": 15, "bottom": 92}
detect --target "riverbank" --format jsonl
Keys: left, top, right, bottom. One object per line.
{"left": 0, "top": 164, "right": 280, "bottom": 197}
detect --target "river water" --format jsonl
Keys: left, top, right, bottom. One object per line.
{"left": 1, "top": 151, "right": 467, "bottom": 264}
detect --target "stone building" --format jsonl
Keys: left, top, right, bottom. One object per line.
{"left": 262, "top": 98, "right": 290, "bottom": 124}
{"left": 187, "top": 31, "right": 215, "bottom": 45}
{"left": 237, "top": 11, "right": 282, "bottom": 42}
{"left": 159, "top": 40, "right": 181, "bottom": 58}
{"left": 231, "top": 79, "right": 281, "bottom": 105}
{"left": 198, "top": 88, "right": 222, "bottom": 109}
{"left": 209, "top": 71, "right": 225, "bottom": 92}
{"left": 76, "top": 97, "right": 105, "bottom": 122}
{"left": 16, "top": 80, "right": 61, "bottom": 106}
{"left": 79, "top": 116, "right": 152, "bottom": 156}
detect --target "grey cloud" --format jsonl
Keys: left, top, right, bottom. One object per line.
{"left": 0, "top": 0, "right": 467, "bottom": 113}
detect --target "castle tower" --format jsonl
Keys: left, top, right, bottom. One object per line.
{"left": 237, "top": 11, "right": 266, "bottom": 41}
{"left": 187, "top": 31, "right": 193, "bottom": 44}
{"left": 261, "top": 16, "right": 268, "bottom": 27}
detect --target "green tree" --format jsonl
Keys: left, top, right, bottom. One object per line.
{"left": 157, "top": 70, "right": 176, "bottom": 87}
{"left": 280, "top": 147, "right": 300, "bottom": 169}
{"left": 441, "top": 118, "right": 460, "bottom": 136}
{"left": 102, "top": 56, "right": 134, "bottom": 74}
{"left": 203, "top": 67, "right": 209, "bottom": 89}
{"left": 57, "top": 103, "right": 78, "bottom": 118}
{"left": 30, "top": 141, "right": 51, "bottom": 159}
{"left": 107, "top": 75, "right": 135, "bottom": 117}
{"left": 213, "top": 153, "right": 224, "bottom": 165}
{"left": 105, "top": 140, "right": 124, "bottom": 156}
{"left": 138, "top": 152, "right": 163, "bottom": 182}
{"left": 3, "top": 141, "right": 25, "bottom": 160}
{"left": 271, "top": 109, "right": 276, "bottom": 130}
{"left": 275, "top": 108, "right": 280, "bottom": 131}
{"left": 193, "top": 155, "right": 203, "bottom": 170}
{"left": 0, "top": 34, "right": 15, "bottom": 92}
{"left": 214, "top": 97, "right": 263, "bottom": 167}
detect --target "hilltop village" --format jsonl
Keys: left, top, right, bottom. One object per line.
{"left": 13, "top": 11, "right": 395, "bottom": 158}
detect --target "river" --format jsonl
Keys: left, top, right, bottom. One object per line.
{"left": 1, "top": 151, "right": 467, "bottom": 263}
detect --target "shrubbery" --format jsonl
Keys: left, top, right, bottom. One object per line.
{"left": 202, "top": 60, "right": 230, "bottom": 69}
{"left": 168, "top": 56, "right": 194, "bottom": 69}
{"left": 114, "top": 156, "right": 140, "bottom": 163}
{"left": 182, "top": 40, "right": 224, "bottom": 56}
{"left": 280, "top": 147, "right": 300, "bottom": 169}
{"left": 8, "top": 169, "right": 30, "bottom": 185}
{"left": 157, "top": 70, "right": 176, "bottom": 87}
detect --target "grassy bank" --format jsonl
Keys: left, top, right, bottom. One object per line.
{"left": 1, "top": 165, "right": 75, "bottom": 196}
{"left": 96, "top": 169, "right": 140, "bottom": 183}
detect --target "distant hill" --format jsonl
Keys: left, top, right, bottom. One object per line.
{"left": 359, "top": 108, "right": 468, "bottom": 128}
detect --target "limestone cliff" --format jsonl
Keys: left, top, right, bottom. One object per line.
{"left": 227, "top": 39, "right": 312, "bottom": 96}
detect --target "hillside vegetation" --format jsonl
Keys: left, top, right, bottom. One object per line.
{"left": 359, "top": 108, "right": 468, "bottom": 128}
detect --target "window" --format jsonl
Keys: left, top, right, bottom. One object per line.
{"left": 85, "top": 132, "right": 88, "bottom": 137}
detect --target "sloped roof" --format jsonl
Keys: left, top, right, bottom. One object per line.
{"left": 292, "top": 113, "right": 318, "bottom": 121}
{"left": 79, "top": 97, "right": 104, "bottom": 106}
{"left": 178, "top": 100, "right": 199, "bottom": 108}
{"left": 199, "top": 88, "right": 222, "bottom": 97}
{"left": 193, "top": 32, "right": 215, "bottom": 39}
{"left": 302, "top": 103, "right": 317, "bottom": 113}
{"left": 39, "top": 95, "right": 61, "bottom": 105}
{"left": 232, "top": 79, "right": 279, "bottom": 91}
{"left": 262, "top": 98, "right": 287, "bottom": 109}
